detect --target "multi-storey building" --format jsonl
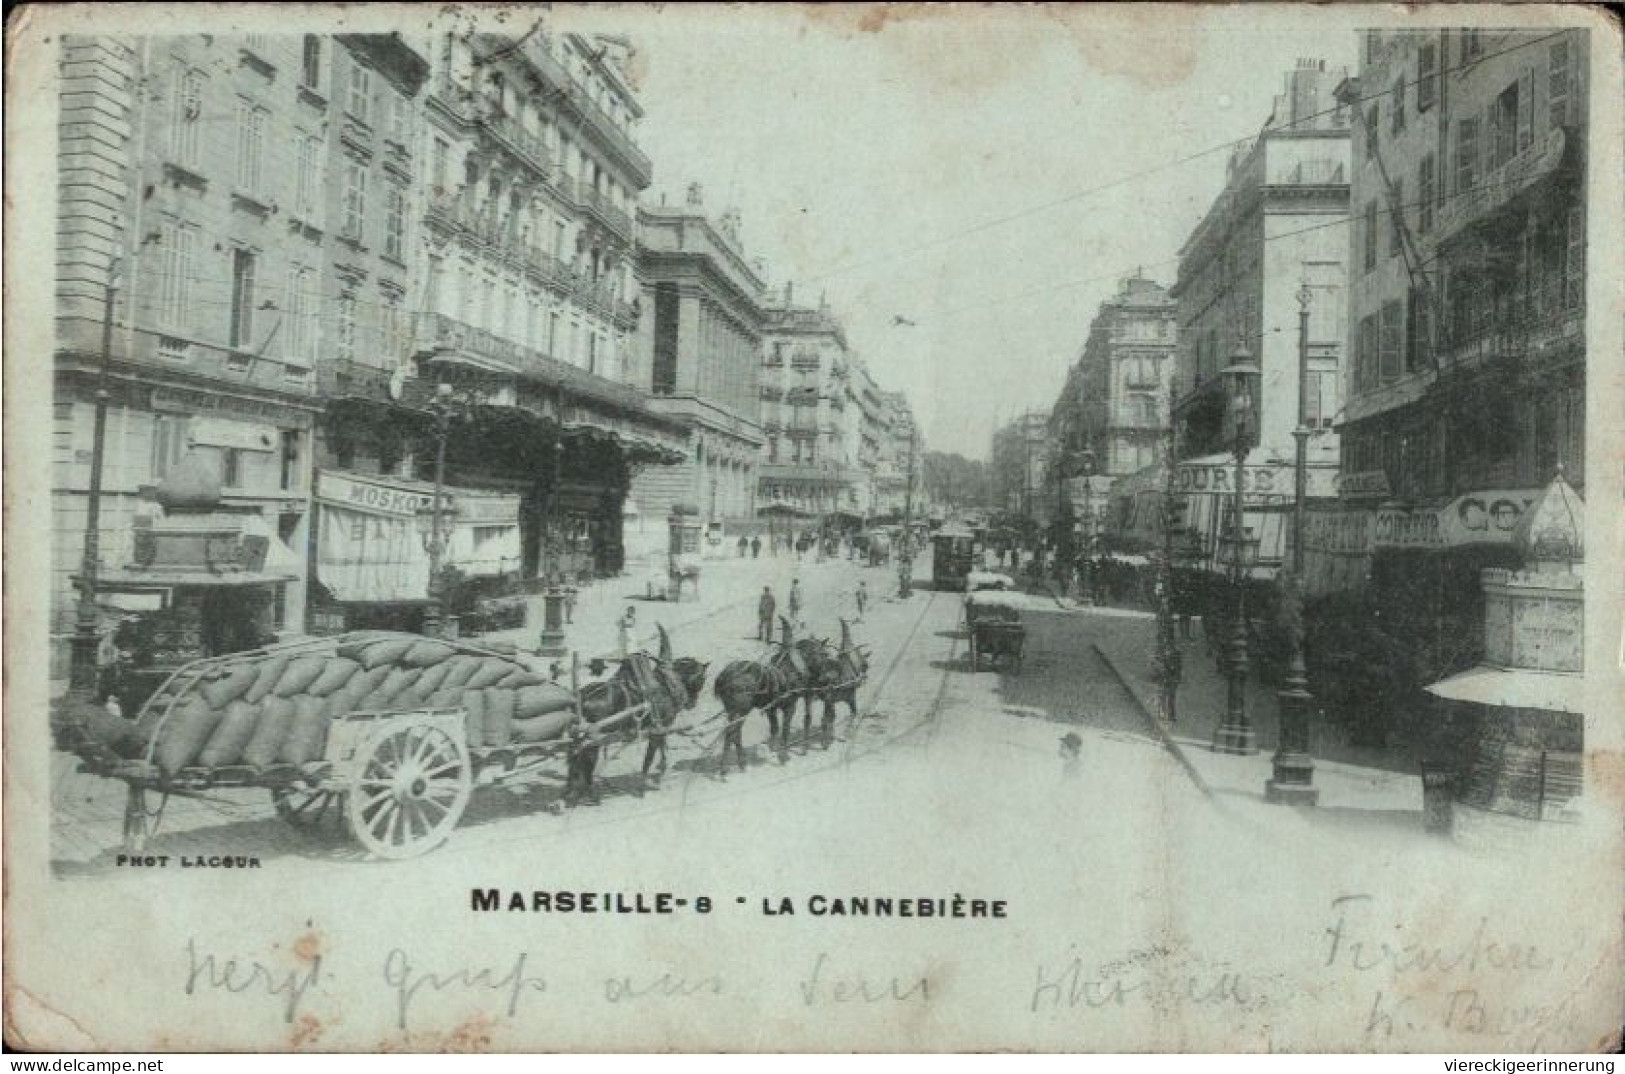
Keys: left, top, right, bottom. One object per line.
{"left": 1172, "top": 59, "right": 1351, "bottom": 461}
{"left": 990, "top": 412, "right": 1052, "bottom": 523}
{"left": 1293, "top": 29, "right": 1591, "bottom": 747}
{"left": 1168, "top": 58, "right": 1350, "bottom": 572}
{"left": 755, "top": 288, "right": 858, "bottom": 522}
{"left": 371, "top": 28, "right": 686, "bottom": 597}
{"left": 1336, "top": 28, "right": 1587, "bottom": 512}
{"left": 1054, "top": 274, "right": 1180, "bottom": 481}
{"left": 871, "top": 392, "right": 924, "bottom": 522}
{"left": 53, "top": 34, "right": 330, "bottom": 678}
{"left": 633, "top": 188, "right": 767, "bottom": 540}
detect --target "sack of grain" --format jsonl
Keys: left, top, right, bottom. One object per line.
{"left": 511, "top": 709, "right": 576, "bottom": 743}
{"left": 305, "top": 656, "right": 362, "bottom": 698}
{"left": 242, "top": 655, "right": 293, "bottom": 704}
{"left": 367, "top": 666, "right": 423, "bottom": 707}
{"left": 464, "top": 658, "right": 514, "bottom": 691}
{"left": 199, "top": 664, "right": 261, "bottom": 710}
{"left": 495, "top": 669, "right": 551, "bottom": 689}
{"left": 198, "top": 699, "right": 264, "bottom": 768}
{"left": 272, "top": 654, "right": 329, "bottom": 698}
{"left": 360, "top": 636, "right": 416, "bottom": 670}
{"left": 403, "top": 640, "right": 457, "bottom": 668}
{"left": 414, "top": 661, "right": 455, "bottom": 697}
{"left": 437, "top": 655, "right": 483, "bottom": 692}
{"left": 155, "top": 696, "right": 223, "bottom": 776}
{"left": 513, "top": 682, "right": 576, "bottom": 719}
{"left": 461, "top": 689, "right": 487, "bottom": 745}
{"left": 482, "top": 687, "right": 516, "bottom": 747}
{"left": 242, "top": 694, "right": 297, "bottom": 768}
{"left": 281, "top": 695, "right": 330, "bottom": 764}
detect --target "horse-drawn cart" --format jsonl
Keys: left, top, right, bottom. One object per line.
{"left": 964, "top": 594, "right": 1025, "bottom": 673}
{"left": 63, "top": 631, "right": 669, "bottom": 860}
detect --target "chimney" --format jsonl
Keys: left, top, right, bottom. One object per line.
{"left": 786, "top": 281, "right": 795, "bottom": 305}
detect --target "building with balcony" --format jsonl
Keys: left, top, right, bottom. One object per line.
{"left": 872, "top": 391, "right": 924, "bottom": 521}
{"left": 1336, "top": 29, "right": 1587, "bottom": 513}
{"left": 377, "top": 27, "right": 685, "bottom": 591}
{"left": 633, "top": 188, "right": 768, "bottom": 538}
{"left": 757, "top": 288, "right": 851, "bottom": 521}
{"left": 52, "top": 34, "right": 330, "bottom": 679}
{"left": 1054, "top": 274, "right": 1180, "bottom": 479}
{"left": 1166, "top": 58, "right": 1350, "bottom": 576}
{"left": 1172, "top": 58, "right": 1351, "bottom": 467}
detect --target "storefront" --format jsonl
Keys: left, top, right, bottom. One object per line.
{"left": 309, "top": 468, "right": 523, "bottom": 633}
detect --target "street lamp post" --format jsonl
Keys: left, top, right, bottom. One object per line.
{"left": 1153, "top": 381, "right": 1184, "bottom": 724}
{"left": 1076, "top": 448, "right": 1096, "bottom": 606}
{"left": 418, "top": 383, "right": 464, "bottom": 640}
{"left": 1268, "top": 282, "right": 1320, "bottom": 803}
{"left": 1212, "top": 340, "right": 1261, "bottom": 755}
{"left": 68, "top": 266, "right": 121, "bottom": 704}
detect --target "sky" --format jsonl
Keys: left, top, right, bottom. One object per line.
{"left": 561, "top": 5, "right": 1358, "bottom": 460}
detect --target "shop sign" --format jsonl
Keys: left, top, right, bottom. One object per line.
{"left": 1335, "top": 470, "right": 1392, "bottom": 501}
{"left": 456, "top": 492, "right": 521, "bottom": 524}
{"left": 190, "top": 417, "right": 278, "bottom": 453}
{"left": 316, "top": 471, "right": 438, "bottom": 518}
{"left": 1373, "top": 489, "right": 1540, "bottom": 549}
{"left": 151, "top": 386, "right": 314, "bottom": 430}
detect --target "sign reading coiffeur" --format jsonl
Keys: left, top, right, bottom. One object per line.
{"left": 1373, "top": 489, "right": 1539, "bottom": 549}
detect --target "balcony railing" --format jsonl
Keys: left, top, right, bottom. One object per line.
{"left": 791, "top": 352, "right": 821, "bottom": 372}
{"left": 410, "top": 311, "right": 645, "bottom": 411}
{"left": 476, "top": 108, "right": 556, "bottom": 181}
{"left": 1438, "top": 127, "right": 1571, "bottom": 241}
{"left": 492, "top": 32, "right": 653, "bottom": 185}
{"left": 562, "top": 178, "right": 634, "bottom": 242}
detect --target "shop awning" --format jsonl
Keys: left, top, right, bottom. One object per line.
{"left": 1425, "top": 665, "right": 1585, "bottom": 715}
{"left": 422, "top": 351, "right": 521, "bottom": 376}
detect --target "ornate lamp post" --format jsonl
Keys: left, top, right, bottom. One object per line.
{"left": 1076, "top": 448, "right": 1097, "bottom": 606}
{"left": 417, "top": 383, "right": 468, "bottom": 640}
{"left": 1212, "top": 340, "right": 1262, "bottom": 755}
{"left": 1268, "top": 281, "right": 1320, "bottom": 803}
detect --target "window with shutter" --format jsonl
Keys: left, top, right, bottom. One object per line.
{"left": 1455, "top": 118, "right": 1479, "bottom": 193}
{"left": 1389, "top": 178, "right": 1404, "bottom": 257}
{"left": 172, "top": 68, "right": 204, "bottom": 167}
{"left": 1517, "top": 66, "right": 1534, "bottom": 154}
{"left": 1418, "top": 42, "right": 1439, "bottom": 111}
{"left": 229, "top": 249, "right": 256, "bottom": 350}
{"left": 1362, "top": 202, "right": 1377, "bottom": 272}
{"left": 1418, "top": 154, "right": 1435, "bottom": 233}
{"left": 1490, "top": 81, "right": 1518, "bottom": 169}
{"left": 1391, "top": 77, "right": 1406, "bottom": 134}
{"left": 1548, "top": 39, "right": 1571, "bottom": 128}
{"left": 1565, "top": 203, "right": 1584, "bottom": 310}
{"left": 1380, "top": 300, "right": 1402, "bottom": 381}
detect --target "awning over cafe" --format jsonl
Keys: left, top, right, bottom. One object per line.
{"left": 314, "top": 469, "right": 522, "bottom": 601}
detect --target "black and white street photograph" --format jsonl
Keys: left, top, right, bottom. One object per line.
{"left": 5, "top": 2, "right": 1621, "bottom": 1056}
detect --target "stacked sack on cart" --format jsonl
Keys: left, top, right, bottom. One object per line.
{"left": 86, "top": 633, "right": 582, "bottom": 777}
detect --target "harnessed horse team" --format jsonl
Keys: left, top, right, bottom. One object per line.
{"left": 560, "top": 617, "right": 871, "bottom": 805}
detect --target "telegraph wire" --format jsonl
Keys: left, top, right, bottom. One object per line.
{"left": 796, "top": 29, "right": 1566, "bottom": 288}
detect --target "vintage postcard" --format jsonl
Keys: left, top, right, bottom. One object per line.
{"left": 5, "top": 1, "right": 1623, "bottom": 1053}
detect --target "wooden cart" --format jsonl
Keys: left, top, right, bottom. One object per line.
{"left": 68, "top": 633, "right": 651, "bottom": 860}
{"left": 964, "top": 595, "right": 1025, "bottom": 673}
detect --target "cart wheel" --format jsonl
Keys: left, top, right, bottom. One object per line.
{"left": 346, "top": 716, "right": 471, "bottom": 860}
{"left": 122, "top": 785, "right": 149, "bottom": 854}
{"left": 272, "top": 786, "right": 348, "bottom": 838}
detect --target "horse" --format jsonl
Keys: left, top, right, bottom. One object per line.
{"left": 711, "top": 617, "right": 835, "bottom": 773}
{"left": 815, "top": 618, "right": 871, "bottom": 743}
{"left": 564, "top": 624, "right": 709, "bottom": 805}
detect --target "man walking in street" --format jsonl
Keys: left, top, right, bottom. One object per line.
{"left": 855, "top": 580, "right": 868, "bottom": 622}
{"left": 751, "top": 535, "right": 761, "bottom": 559}
{"left": 788, "top": 578, "right": 803, "bottom": 627}
{"left": 758, "top": 586, "right": 777, "bottom": 642}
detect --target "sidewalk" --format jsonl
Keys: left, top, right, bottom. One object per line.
{"left": 472, "top": 549, "right": 880, "bottom": 669}
{"left": 1086, "top": 608, "right": 1426, "bottom": 818}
